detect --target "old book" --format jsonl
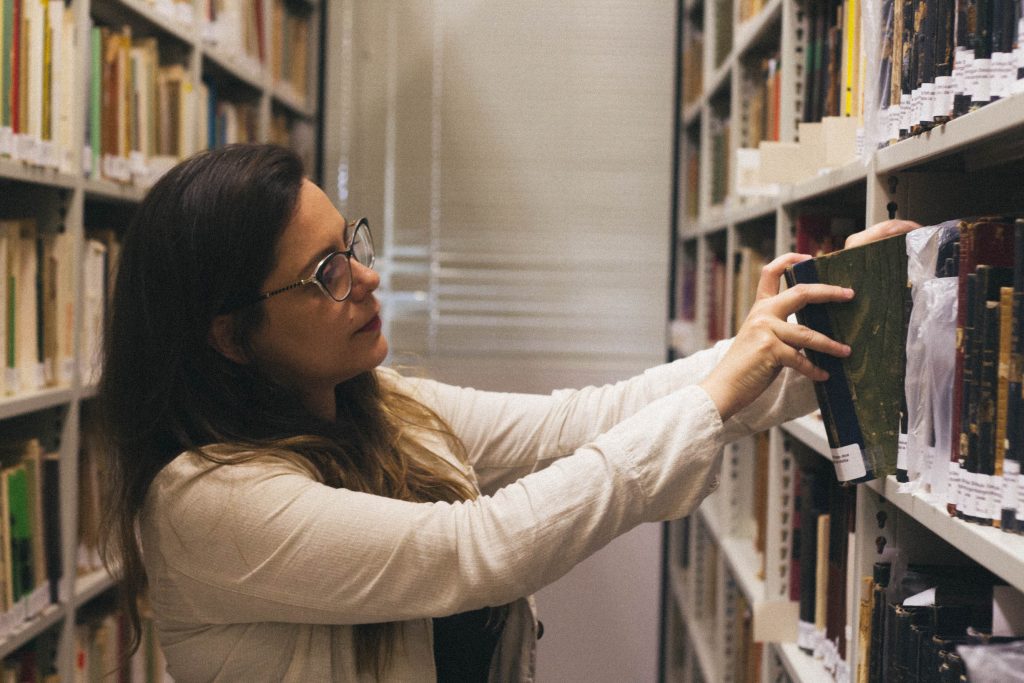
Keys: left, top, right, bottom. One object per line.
{"left": 785, "top": 233, "right": 909, "bottom": 483}
{"left": 950, "top": 218, "right": 1016, "bottom": 513}
{"left": 1005, "top": 220, "right": 1024, "bottom": 533}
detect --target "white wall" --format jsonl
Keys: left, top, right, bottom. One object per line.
{"left": 322, "top": 3, "right": 677, "bottom": 680}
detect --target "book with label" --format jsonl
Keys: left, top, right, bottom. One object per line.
{"left": 784, "top": 233, "right": 909, "bottom": 483}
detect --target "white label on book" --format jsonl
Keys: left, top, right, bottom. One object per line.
{"left": 38, "top": 140, "right": 56, "bottom": 169}
{"left": 987, "top": 475, "right": 1004, "bottom": 520}
{"left": 935, "top": 76, "right": 954, "bottom": 118}
{"left": 5, "top": 368, "right": 20, "bottom": 395}
{"left": 1003, "top": 461, "right": 1020, "bottom": 510}
{"left": 897, "top": 433, "right": 908, "bottom": 470}
{"left": 919, "top": 82, "right": 935, "bottom": 124}
{"left": 1017, "top": 475, "right": 1024, "bottom": 519}
{"left": 82, "top": 145, "right": 93, "bottom": 175}
{"left": 955, "top": 49, "right": 974, "bottom": 95}
{"left": 14, "top": 134, "right": 37, "bottom": 164}
{"left": 797, "top": 620, "right": 815, "bottom": 650}
{"left": 0, "top": 127, "right": 12, "bottom": 157}
{"left": 972, "top": 58, "right": 992, "bottom": 102}
{"left": 34, "top": 363, "right": 45, "bottom": 390}
{"left": 948, "top": 463, "right": 961, "bottom": 509}
{"left": 830, "top": 444, "right": 866, "bottom": 481}
{"left": 60, "top": 357, "right": 75, "bottom": 386}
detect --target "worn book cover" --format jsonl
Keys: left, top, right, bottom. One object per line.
{"left": 785, "top": 233, "right": 909, "bottom": 483}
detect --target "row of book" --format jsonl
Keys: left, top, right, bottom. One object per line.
{"left": 784, "top": 438, "right": 1024, "bottom": 682}
{"left": 743, "top": 53, "right": 782, "bottom": 148}
{"left": 0, "top": 218, "right": 75, "bottom": 397}
{"left": 201, "top": 0, "right": 266, "bottom": 73}
{"left": 0, "top": 431, "right": 61, "bottom": 641}
{"left": 944, "top": 218, "right": 1023, "bottom": 532}
{"left": 682, "top": 24, "right": 704, "bottom": 107}
{"left": 875, "top": 0, "right": 1024, "bottom": 145}
{"left": 0, "top": 0, "right": 77, "bottom": 172}
{"left": 803, "top": 0, "right": 864, "bottom": 124}
{"left": 270, "top": 0, "right": 313, "bottom": 101}
{"left": 780, "top": 214, "right": 1024, "bottom": 542}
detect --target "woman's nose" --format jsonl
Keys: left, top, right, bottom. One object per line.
{"left": 348, "top": 259, "right": 380, "bottom": 300}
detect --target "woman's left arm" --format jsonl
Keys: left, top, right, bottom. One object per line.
{"left": 390, "top": 350, "right": 816, "bottom": 495}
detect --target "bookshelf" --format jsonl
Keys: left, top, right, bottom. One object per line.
{"left": 664, "top": 0, "right": 1024, "bottom": 680}
{"left": 0, "top": 0, "right": 323, "bottom": 677}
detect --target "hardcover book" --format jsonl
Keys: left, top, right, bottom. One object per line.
{"left": 784, "top": 233, "right": 909, "bottom": 483}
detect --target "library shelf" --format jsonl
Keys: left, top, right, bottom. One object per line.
{"left": 0, "top": 161, "right": 77, "bottom": 191}
{"left": 874, "top": 94, "right": 1024, "bottom": 174}
{"left": 0, "top": 388, "right": 76, "bottom": 422}
{"left": 867, "top": 477, "right": 1024, "bottom": 594}
{"left": 202, "top": 47, "right": 266, "bottom": 93}
{"left": 670, "top": 565, "right": 721, "bottom": 682}
{"left": 273, "top": 86, "right": 315, "bottom": 119}
{"left": 83, "top": 177, "right": 148, "bottom": 203}
{"left": 780, "top": 412, "right": 828, "bottom": 459}
{"left": 783, "top": 159, "right": 869, "bottom": 207}
{"left": 94, "top": 0, "right": 196, "bottom": 45}
{"left": 706, "top": 61, "right": 732, "bottom": 104}
{"left": 774, "top": 642, "right": 833, "bottom": 683}
{"left": 682, "top": 100, "right": 702, "bottom": 127}
{"left": 733, "top": 0, "right": 782, "bottom": 58}
{"left": 0, "top": 0, "right": 325, "bottom": 673}
{"left": 75, "top": 569, "right": 118, "bottom": 608}
{"left": 0, "top": 604, "right": 63, "bottom": 661}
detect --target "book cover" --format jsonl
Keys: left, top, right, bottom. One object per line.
{"left": 785, "top": 233, "right": 909, "bottom": 483}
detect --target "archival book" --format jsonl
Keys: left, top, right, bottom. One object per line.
{"left": 784, "top": 233, "right": 909, "bottom": 483}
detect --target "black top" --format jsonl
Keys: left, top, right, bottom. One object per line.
{"left": 432, "top": 607, "right": 506, "bottom": 682}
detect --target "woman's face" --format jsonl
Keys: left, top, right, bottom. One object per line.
{"left": 248, "top": 179, "right": 388, "bottom": 418}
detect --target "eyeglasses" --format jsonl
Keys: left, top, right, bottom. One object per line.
{"left": 254, "top": 218, "right": 375, "bottom": 306}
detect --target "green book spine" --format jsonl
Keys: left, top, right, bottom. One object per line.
{"left": 1, "top": 0, "right": 11, "bottom": 129}
{"left": 6, "top": 465, "right": 31, "bottom": 601}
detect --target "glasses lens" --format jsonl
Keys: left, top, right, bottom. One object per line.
{"left": 319, "top": 252, "right": 352, "bottom": 301}
{"left": 351, "top": 222, "right": 374, "bottom": 268}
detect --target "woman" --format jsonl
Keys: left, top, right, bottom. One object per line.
{"left": 98, "top": 143, "right": 909, "bottom": 681}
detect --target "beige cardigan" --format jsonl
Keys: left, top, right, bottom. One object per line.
{"left": 140, "top": 340, "right": 817, "bottom": 681}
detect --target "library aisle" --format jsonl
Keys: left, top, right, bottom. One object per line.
{"left": 664, "top": 0, "right": 1024, "bottom": 680}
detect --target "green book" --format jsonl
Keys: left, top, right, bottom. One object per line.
{"left": 5, "top": 464, "right": 32, "bottom": 602}
{"left": 784, "top": 233, "right": 910, "bottom": 483}
{"left": 1, "top": 0, "right": 11, "bottom": 129}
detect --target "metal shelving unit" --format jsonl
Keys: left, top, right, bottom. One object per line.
{"left": 662, "top": 0, "right": 1024, "bottom": 678}
{"left": 0, "top": 0, "right": 323, "bottom": 675}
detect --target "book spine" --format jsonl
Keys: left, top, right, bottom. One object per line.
{"left": 1008, "top": 219, "right": 1024, "bottom": 532}
{"left": 785, "top": 261, "right": 874, "bottom": 483}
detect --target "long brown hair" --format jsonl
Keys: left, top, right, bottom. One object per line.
{"left": 97, "top": 144, "right": 476, "bottom": 677}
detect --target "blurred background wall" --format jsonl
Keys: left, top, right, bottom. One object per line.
{"left": 322, "top": 3, "right": 677, "bottom": 680}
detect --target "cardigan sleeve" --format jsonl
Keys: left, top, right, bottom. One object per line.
{"left": 386, "top": 338, "right": 818, "bottom": 494}
{"left": 143, "top": 384, "right": 727, "bottom": 629}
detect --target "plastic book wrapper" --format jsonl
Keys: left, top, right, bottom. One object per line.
{"left": 786, "top": 233, "right": 909, "bottom": 483}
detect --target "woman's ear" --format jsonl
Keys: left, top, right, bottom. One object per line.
{"left": 208, "top": 314, "right": 250, "bottom": 364}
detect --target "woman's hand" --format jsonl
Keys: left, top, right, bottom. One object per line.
{"left": 844, "top": 218, "right": 921, "bottom": 249}
{"left": 698, "top": 253, "right": 853, "bottom": 421}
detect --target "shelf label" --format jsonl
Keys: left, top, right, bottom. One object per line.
{"left": 1003, "top": 461, "right": 1020, "bottom": 512}
{"left": 830, "top": 444, "right": 866, "bottom": 481}
{"left": 897, "top": 433, "right": 908, "bottom": 470}
{"left": 0, "top": 127, "right": 12, "bottom": 157}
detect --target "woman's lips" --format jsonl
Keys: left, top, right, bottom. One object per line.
{"left": 357, "top": 315, "right": 382, "bottom": 333}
